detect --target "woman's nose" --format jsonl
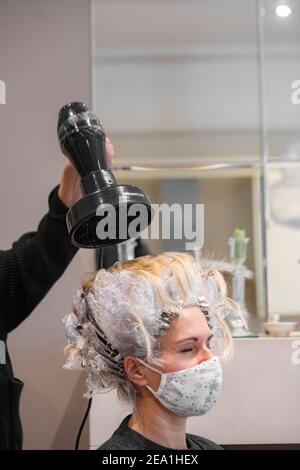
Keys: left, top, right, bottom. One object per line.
{"left": 198, "top": 348, "right": 213, "bottom": 365}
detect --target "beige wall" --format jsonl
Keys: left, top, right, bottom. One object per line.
{"left": 0, "top": 0, "right": 92, "bottom": 449}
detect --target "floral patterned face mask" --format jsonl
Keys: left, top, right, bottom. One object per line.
{"left": 138, "top": 356, "right": 223, "bottom": 417}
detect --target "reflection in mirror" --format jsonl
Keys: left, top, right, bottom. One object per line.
{"left": 262, "top": 0, "right": 300, "bottom": 323}
{"left": 91, "top": 0, "right": 267, "bottom": 330}
{"left": 92, "top": 0, "right": 261, "bottom": 164}
{"left": 118, "top": 167, "right": 263, "bottom": 320}
{"left": 269, "top": 164, "right": 300, "bottom": 320}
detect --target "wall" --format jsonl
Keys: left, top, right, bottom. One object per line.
{"left": 0, "top": 0, "right": 92, "bottom": 449}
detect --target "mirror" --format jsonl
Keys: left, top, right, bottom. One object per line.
{"left": 91, "top": 0, "right": 271, "bottom": 328}
{"left": 261, "top": 0, "right": 300, "bottom": 322}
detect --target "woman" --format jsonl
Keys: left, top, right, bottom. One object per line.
{"left": 63, "top": 252, "right": 235, "bottom": 450}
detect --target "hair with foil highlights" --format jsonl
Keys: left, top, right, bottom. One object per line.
{"left": 63, "top": 252, "right": 236, "bottom": 403}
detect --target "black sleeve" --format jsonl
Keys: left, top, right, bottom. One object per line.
{"left": 0, "top": 186, "right": 78, "bottom": 335}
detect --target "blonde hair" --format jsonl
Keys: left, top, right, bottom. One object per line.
{"left": 69, "top": 252, "right": 233, "bottom": 403}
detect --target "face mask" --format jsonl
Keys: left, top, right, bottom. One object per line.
{"left": 138, "top": 356, "right": 222, "bottom": 417}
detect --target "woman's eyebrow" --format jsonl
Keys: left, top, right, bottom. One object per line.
{"left": 176, "top": 337, "right": 198, "bottom": 344}
{"left": 176, "top": 334, "right": 213, "bottom": 344}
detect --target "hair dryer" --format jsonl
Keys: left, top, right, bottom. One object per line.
{"left": 57, "top": 102, "right": 152, "bottom": 248}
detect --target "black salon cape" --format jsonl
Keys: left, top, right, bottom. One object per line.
{"left": 0, "top": 187, "right": 77, "bottom": 449}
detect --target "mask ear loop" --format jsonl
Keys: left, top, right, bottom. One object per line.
{"left": 137, "top": 358, "right": 162, "bottom": 395}
{"left": 137, "top": 358, "right": 162, "bottom": 375}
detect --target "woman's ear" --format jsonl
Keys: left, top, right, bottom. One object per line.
{"left": 124, "top": 356, "right": 148, "bottom": 387}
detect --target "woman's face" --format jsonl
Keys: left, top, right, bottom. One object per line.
{"left": 142, "top": 305, "right": 214, "bottom": 392}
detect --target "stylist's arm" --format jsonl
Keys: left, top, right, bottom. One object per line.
{"left": 0, "top": 137, "right": 114, "bottom": 450}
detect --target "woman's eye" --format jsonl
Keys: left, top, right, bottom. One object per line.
{"left": 181, "top": 347, "right": 194, "bottom": 353}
